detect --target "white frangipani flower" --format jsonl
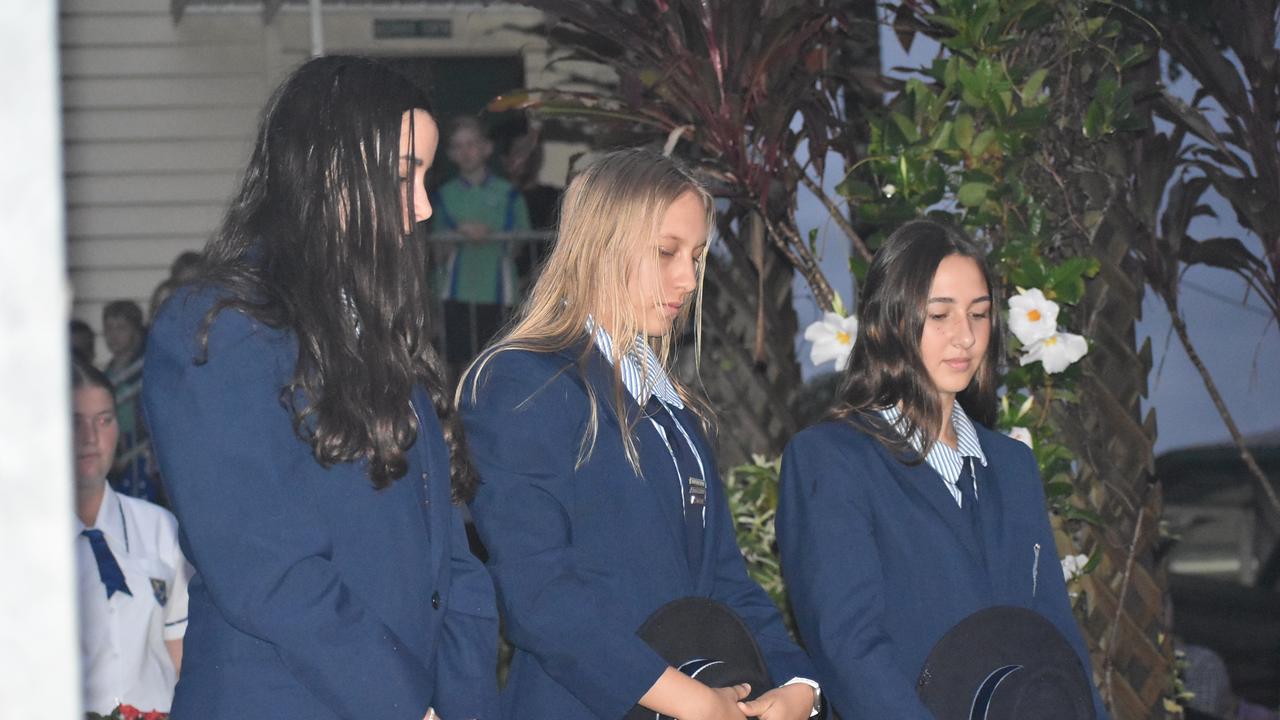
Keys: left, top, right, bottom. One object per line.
{"left": 1061, "top": 553, "right": 1090, "bottom": 583}
{"left": 1007, "top": 288, "right": 1060, "bottom": 345}
{"left": 1006, "top": 426, "right": 1034, "bottom": 449}
{"left": 1019, "top": 332, "right": 1088, "bottom": 374}
{"left": 804, "top": 312, "right": 859, "bottom": 372}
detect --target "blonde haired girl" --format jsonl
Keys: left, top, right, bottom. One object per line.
{"left": 462, "top": 148, "right": 818, "bottom": 720}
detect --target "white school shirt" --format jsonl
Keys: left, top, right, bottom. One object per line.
{"left": 77, "top": 483, "right": 191, "bottom": 714}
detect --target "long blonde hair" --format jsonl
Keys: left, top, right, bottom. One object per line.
{"left": 461, "top": 147, "right": 714, "bottom": 473}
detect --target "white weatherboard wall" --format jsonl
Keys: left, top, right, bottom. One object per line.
{"left": 0, "top": 0, "right": 80, "bottom": 716}
{"left": 61, "top": 0, "right": 269, "bottom": 348}
{"left": 61, "top": 1, "right": 570, "bottom": 357}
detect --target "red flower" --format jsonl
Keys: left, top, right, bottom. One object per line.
{"left": 117, "top": 706, "right": 142, "bottom": 720}
{"left": 141, "top": 712, "right": 168, "bottom": 720}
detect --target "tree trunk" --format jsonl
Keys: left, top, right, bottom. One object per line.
{"left": 1051, "top": 162, "right": 1176, "bottom": 719}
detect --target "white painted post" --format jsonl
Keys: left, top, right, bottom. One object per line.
{"left": 310, "top": 0, "right": 325, "bottom": 57}
{"left": 0, "top": 0, "right": 81, "bottom": 718}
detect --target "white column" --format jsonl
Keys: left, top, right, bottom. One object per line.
{"left": 310, "top": 0, "right": 325, "bottom": 57}
{"left": 0, "top": 0, "right": 80, "bottom": 718}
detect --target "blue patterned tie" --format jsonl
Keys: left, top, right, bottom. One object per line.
{"left": 646, "top": 397, "right": 705, "bottom": 574}
{"left": 81, "top": 529, "right": 132, "bottom": 599}
{"left": 956, "top": 460, "right": 978, "bottom": 512}
{"left": 956, "top": 459, "right": 984, "bottom": 559}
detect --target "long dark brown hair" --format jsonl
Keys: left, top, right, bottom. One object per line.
{"left": 830, "top": 219, "right": 1001, "bottom": 461}
{"left": 194, "top": 55, "right": 476, "bottom": 500}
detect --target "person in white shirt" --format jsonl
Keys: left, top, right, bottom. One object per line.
{"left": 72, "top": 359, "right": 189, "bottom": 714}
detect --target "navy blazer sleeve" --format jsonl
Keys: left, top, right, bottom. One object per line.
{"left": 1009, "top": 440, "right": 1110, "bottom": 720}
{"left": 707, "top": 470, "right": 817, "bottom": 686}
{"left": 777, "top": 425, "right": 934, "bottom": 719}
{"left": 144, "top": 304, "right": 433, "bottom": 720}
{"left": 463, "top": 352, "right": 669, "bottom": 718}
{"left": 433, "top": 500, "right": 499, "bottom": 719}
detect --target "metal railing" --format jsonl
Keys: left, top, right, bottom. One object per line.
{"left": 423, "top": 229, "right": 555, "bottom": 370}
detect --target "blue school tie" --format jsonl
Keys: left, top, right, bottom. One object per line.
{"left": 645, "top": 397, "right": 705, "bottom": 573}
{"left": 81, "top": 529, "right": 132, "bottom": 599}
{"left": 956, "top": 458, "right": 985, "bottom": 552}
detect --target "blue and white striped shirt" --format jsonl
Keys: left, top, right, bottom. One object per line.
{"left": 591, "top": 323, "right": 708, "bottom": 523}
{"left": 880, "top": 400, "right": 988, "bottom": 508}
{"left": 590, "top": 324, "right": 685, "bottom": 410}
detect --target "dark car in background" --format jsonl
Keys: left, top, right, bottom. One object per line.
{"left": 1160, "top": 433, "right": 1280, "bottom": 711}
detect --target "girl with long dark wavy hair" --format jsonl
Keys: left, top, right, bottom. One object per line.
{"left": 776, "top": 220, "right": 1107, "bottom": 719}
{"left": 142, "top": 56, "right": 496, "bottom": 720}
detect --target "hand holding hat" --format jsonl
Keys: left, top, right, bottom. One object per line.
{"left": 628, "top": 598, "right": 773, "bottom": 720}
{"left": 738, "top": 683, "right": 818, "bottom": 720}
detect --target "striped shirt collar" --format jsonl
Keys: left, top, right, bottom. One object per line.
{"left": 590, "top": 322, "right": 684, "bottom": 409}
{"left": 879, "top": 400, "right": 987, "bottom": 485}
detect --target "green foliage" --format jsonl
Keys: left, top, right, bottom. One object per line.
{"left": 500, "top": 0, "right": 866, "bottom": 309}
{"left": 1143, "top": 0, "right": 1280, "bottom": 323}
{"left": 724, "top": 455, "right": 790, "bottom": 624}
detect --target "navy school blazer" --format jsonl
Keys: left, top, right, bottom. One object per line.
{"left": 462, "top": 345, "right": 816, "bottom": 719}
{"left": 143, "top": 288, "right": 498, "bottom": 720}
{"left": 776, "top": 417, "right": 1109, "bottom": 720}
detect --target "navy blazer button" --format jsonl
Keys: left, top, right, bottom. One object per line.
{"left": 431, "top": 591, "right": 441, "bottom": 610}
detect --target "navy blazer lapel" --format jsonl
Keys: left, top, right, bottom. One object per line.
{"left": 879, "top": 443, "right": 986, "bottom": 564}
{"left": 411, "top": 389, "right": 447, "bottom": 583}
{"left": 851, "top": 412, "right": 986, "bottom": 564}
{"left": 680, "top": 412, "right": 721, "bottom": 596}
{"left": 971, "top": 457, "right": 1008, "bottom": 595}
{"left": 636, "top": 414, "right": 695, "bottom": 582}
{"left": 571, "top": 345, "right": 692, "bottom": 580}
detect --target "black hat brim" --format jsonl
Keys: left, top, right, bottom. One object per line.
{"left": 917, "top": 606, "right": 1096, "bottom": 720}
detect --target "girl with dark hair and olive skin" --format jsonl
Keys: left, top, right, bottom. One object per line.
{"left": 776, "top": 220, "right": 1107, "bottom": 719}
{"left": 143, "top": 56, "right": 496, "bottom": 720}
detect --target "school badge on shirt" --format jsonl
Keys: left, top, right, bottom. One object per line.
{"left": 150, "top": 578, "right": 168, "bottom": 606}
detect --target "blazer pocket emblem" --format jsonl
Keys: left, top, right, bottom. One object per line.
{"left": 150, "top": 577, "right": 169, "bottom": 606}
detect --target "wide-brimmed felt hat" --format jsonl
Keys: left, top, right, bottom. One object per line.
{"left": 625, "top": 597, "right": 771, "bottom": 720}
{"left": 916, "top": 606, "right": 1096, "bottom": 720}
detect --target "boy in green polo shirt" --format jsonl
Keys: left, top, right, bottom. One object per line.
{"left": 431, "top": 117, "right": 531, "bottom": 373}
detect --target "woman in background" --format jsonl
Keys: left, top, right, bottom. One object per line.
{"left": 73, "top": 358, "right": 188, "bottom": 715}
{"left": 101, "top": 299, "right": 159, "bottom": 503}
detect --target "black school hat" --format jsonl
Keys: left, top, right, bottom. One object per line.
{"left": 625, "top": 597, "right": 772, "bottom": 720}
{"left": 916, "top": 606, "right": 1096, "bottom": 720}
